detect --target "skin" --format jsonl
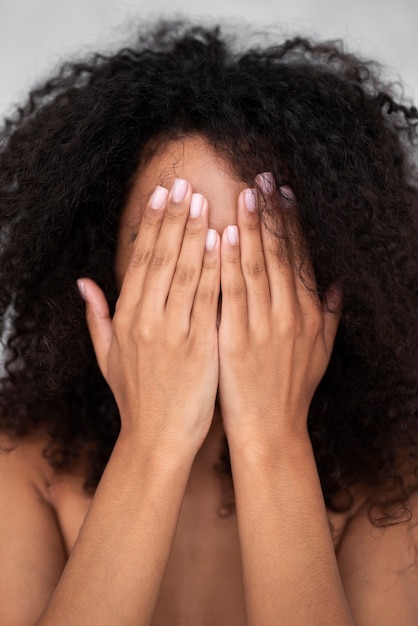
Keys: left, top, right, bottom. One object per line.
{"left": 0, "top": 135, "right": 418, "bottom": 625}
{"left": 83, "top": 134, "right": 347, "bottom": 624}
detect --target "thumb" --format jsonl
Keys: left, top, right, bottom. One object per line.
{"left": 77, "top": 278, "right": 113, "bottom": 377}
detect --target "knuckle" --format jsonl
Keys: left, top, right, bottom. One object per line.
{"left": 223, "top": 280, "right": 245, "bottom": 300}
{"left": 141, "top": 208, "right": 162, "bottom": 227}
{"left": 184, "top": 221, "right": 203, "bottom": 237}
{"left": 136, "top": 321, "right": 155, "bottom": 344}
{"left": 174, "top": 263, "right": 196, "bottom": 287}
{"left": 130, "top": 247, "right": 151, "bottom": 269}
{"left": 241, "top": 217, "right": 259, "bottom": 232}
{"left": 150, "top": 247, "right": 173, "bottom": 270}
{"left": 202, "top": 256, "right": 218, "bottom": 271}
{"left": 244, "top": 259, "right": 266, "bottom": 278}
{"left": 165, "top": 207, "right": 186, "bottom": 224}
{"left": 196, "top": 285, "right": 216, "bottom": 305}
{"left": 224, "top": 251, "right": 241, "bottom": 265}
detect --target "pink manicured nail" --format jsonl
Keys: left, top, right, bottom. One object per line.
{"left": 325, "top": 285, "right": 342, "bottom": 311}
{"left": 150, "top": 185, "right": 168, "bottom": 210}
{"left": 76, "top": 279, "right": 86, "bottom": 300}
{"left": 190, "top": 193, "right": 204, "bottom": 218}
{"left": 279, "top": 185, "right": 295, "bottom": 202}
{"left": 205, "top": 229, "right": 217, "bottom": 251}
{"left": 226, "top": 225, "right": 239, "bottom": 245}
{"left": 172, "top": 178, "right": 188, "bottom": 203}
{"left": 244, "top": 188, "right": 257, "bottom": 212}
{"left": 256, "top": 172, "right": 275, "bottom": 195}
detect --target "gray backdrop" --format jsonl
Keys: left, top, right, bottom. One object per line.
{"left": 1, "top": 0, "right": 417, "bottom": 116}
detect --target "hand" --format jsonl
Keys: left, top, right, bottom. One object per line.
{"left": 78, "top": 179, "right": 220, "bottom": 455}
{"left": 218, "top": 176, "right": 340, "bottom": 452}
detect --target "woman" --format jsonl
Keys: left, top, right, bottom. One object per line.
{"left": 0, "top": 20, "right": 417, "bottom": 625}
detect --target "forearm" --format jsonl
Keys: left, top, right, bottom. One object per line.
{"left": 229, "top": 434, "right": 355, "bottom": 626}
{"left": 36, "top": 433, "right": 193, "bottom": 626}
{"left": 50, "top": 177, "right": 219, "bottom": 626}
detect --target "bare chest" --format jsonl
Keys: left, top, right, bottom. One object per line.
{"left": 153, "top": 510, "right": 247, "bottom": 625}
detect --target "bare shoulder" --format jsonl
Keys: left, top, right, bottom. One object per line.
{"left": 337, "top": 490, "right": 418, "bottom": 625}
{"left": 0, "top": 433, "right": 66, "bottom": 625}
{"left": 0, "top": 432, "right": 54, "bottom": 481}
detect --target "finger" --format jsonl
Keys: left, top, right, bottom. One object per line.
{"left": 257, "top": 176, "right": 298, "bottom": 314}
{"left": 77, "top": 278, "right": 113, "bottom": 377}
{"left": 140, "top": 177, "right": 193, "bottom": 315}
{"left": 276, "top": 184, "right": 317, "bottom": 299}
{"left": 190, "top": 228, "right": 221, "bottom": 328}
{"left": 166, "top": 193, "right": 210, "bottom": 331}
{"left": 220, "top": 225, "right": 248, "bottom": 341}
{"left": 118, "top": 184, "right": 168, "bottom": 311}
{"left": 258, "top": 178, "right": 318, "bottom": 318}
{"left": 236, "top": 187, "right": 270, "bottom": 329}
{"left": 322, "top": 284, "right": 342, "bottom": 355}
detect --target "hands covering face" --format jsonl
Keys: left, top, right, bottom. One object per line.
{"left": 78, "top": 175, "right": 340, "bottom": 457}
{"left": 217, "top": 175, "right": 340, "bottom": 453}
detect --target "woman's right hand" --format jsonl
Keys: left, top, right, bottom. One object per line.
{"left": 78, "top": 178, "right": 220, "bottom": 456}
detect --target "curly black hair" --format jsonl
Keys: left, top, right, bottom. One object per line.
{"left": 1, "top": 20, "right": 418, "bottom": 514}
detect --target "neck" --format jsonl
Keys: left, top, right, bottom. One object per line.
{"left": 186, "top": 408, "right": 235, "bottom": 517}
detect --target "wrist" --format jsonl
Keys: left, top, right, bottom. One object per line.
{"left": 114, "top": 428, "right": 196, "bottom": 477}
{"left": 227, "top": 426, "right": 313, "bottom": 469}
{"left": 228, "top": 433, "right": 326, "bottom": 522}
{"left": 117, "top": 408, "right": 204, "bottom": 456}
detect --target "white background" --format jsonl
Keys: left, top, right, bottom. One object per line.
{"left": 1, "top": 0, "right": 417, "bottom": 117}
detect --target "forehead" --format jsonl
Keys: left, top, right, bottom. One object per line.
{"left": 121, "top": 135, "right": 247, "bottom": 234}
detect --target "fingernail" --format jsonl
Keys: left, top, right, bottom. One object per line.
{"left": 226, "top": 225, "right": 239, "bottom": 245}
{"left": 244, "top": 188, "right": 257, "bottom": 212}
{"left": 256, "top": 172, "right": 275, "bottom": 195}
{"left": 205, "top": 228, "right": 217, "bottom": 251}
{"left": 77, "top": 279, "right": 86, "bottom": 300}
{"left": 325, "top": 285, "right": 342, "bottom": 311}
{"left": 279, "top": 185, "right": 295, "bottom": 202}
{"left": 150, "top": 185, "right": 168, "bottom": 210}
{"left": 172, "top": 178, "right": 188, "bottom": 203}
{"left": 190, "top": 193, "right": 204, "bottom": 218}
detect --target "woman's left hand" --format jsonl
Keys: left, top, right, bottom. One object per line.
{"left": 218, "top": 176, "right": 340, "bottom": 453}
